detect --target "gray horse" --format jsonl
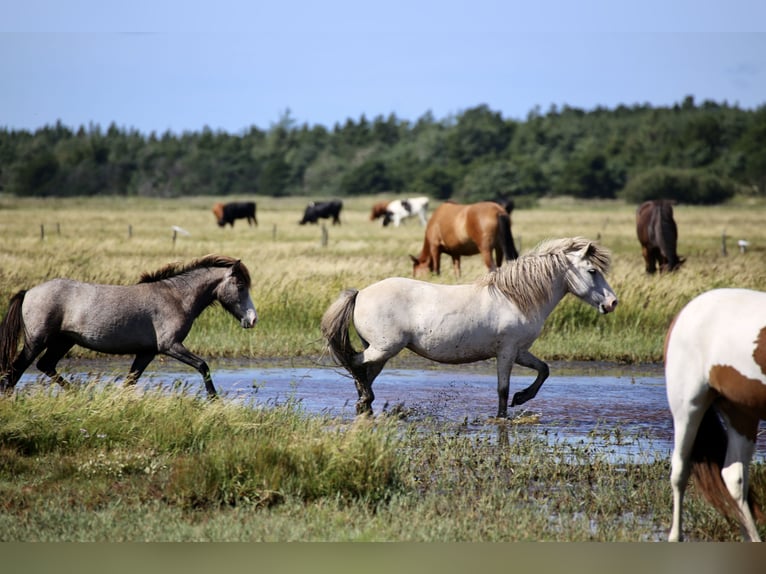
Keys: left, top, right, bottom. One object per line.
{"left": 0, "top": 254, "right": 257, "bottom": 397}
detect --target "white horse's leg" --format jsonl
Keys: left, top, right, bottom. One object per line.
{"left": 495, "top": 351, "right": 515, "bottom": 418}
{"left": 350, "top": 346, "right": 397, "bottom": 415}
{"left": 720, "top": 413, "right": 761, "bottom": 542}
{"left": 510, "top": 350, "right": 550, "bottom": 408}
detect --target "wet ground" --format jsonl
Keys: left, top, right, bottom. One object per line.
{"left": 17, "top": 357, "right": 766, "bottom": 462}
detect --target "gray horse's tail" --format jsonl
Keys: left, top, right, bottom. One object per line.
{"left": 0, "top": 290, "right": 26, "bottom": 382}
{"left": 497, "top": 212, "right": 519, "bottom": 261}
{"left": 320, "top": 289, "right": 360, "bottom": 372}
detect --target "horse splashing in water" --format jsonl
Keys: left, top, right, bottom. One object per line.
{"left": 665, "top": 288, "right": 766, "bottom": 542}
{"left": 0, "top": 255, "right": 257, "bottom": 397}
{"left": 636, "top": 199, "right": 684, "bottom": 273}
{"left": 322, "top": 237, "right": 617, "bottom": 416}
{"left": 410, "top": 201, "right": 519, "bottom": 277}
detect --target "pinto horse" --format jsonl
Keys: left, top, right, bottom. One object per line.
{"left": 322, "top": 237, "right": 617, "bottom": 417}
{"left": 410, "top": 201, "right": 519, "bottom": 277}
{"left": 636, "top": 199, "right": 684, "bottom": 273}
{"left": 0, "top": 255, "right": 258, "bottom": 397}
{"left": 370, "top": 197, "right": 429, "bottom": 227}
{"left": 666, "top": 288, "right": 766, "bottom": 542}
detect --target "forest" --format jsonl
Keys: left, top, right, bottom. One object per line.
{"left": 1, "top": 95, "right": 765, "bottom": 205}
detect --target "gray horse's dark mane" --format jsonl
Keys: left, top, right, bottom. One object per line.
{"left": 138, "top": 254, "right": 251, "bottom": 286}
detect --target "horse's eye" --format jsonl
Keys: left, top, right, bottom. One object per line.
{"left": 588, "top": 268, "right": 597, "bottom": 275}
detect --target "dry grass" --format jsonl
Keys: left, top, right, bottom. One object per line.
{"left": 1, "top": 194, "right": 765, "bottom": 362}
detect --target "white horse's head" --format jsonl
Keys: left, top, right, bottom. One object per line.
{"left": 565, "top": 242, "right": 618, "bottom": 314}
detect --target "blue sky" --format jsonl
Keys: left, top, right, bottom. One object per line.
{"left": 2, "top": 1, "right": 765, "bottom": 135}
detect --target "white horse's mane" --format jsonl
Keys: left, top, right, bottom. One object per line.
{"left": 478, "top": 237, "right": 612, "bottom": 315}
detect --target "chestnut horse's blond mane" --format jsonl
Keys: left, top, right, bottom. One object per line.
{"left": 138, "top": 254, "right": 251, "bottom": 287}
{"left": 478, "top": 237, "right": 611, "bottom": 315}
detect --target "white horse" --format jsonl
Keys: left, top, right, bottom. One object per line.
{"left": 666, "top": 288, "right": 766, "bottom": 542}
{"left": 321, "top": 237, "right": 618, "bottom": 416}
{"left": 383, "top": 196, "right": 429, "bottom": 227}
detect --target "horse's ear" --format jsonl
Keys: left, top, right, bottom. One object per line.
{"left": 227, "top": 259, "right": 242, "bottom": 275}
{"left": 576, "top": 242, "right": 593, "bottom": 259}
{"left": 409, "top": 255, "right": 419, "bottom": 265}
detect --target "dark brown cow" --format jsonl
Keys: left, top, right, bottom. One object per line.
{"left": 212, "top": 202, "right": 257, "bottom": 227}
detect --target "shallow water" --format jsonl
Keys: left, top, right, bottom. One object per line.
{"left": 17, "top": 360, "right": 766, "bottom": 462}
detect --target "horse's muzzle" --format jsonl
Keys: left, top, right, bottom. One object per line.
{"left": 241, "top": 309, "right": 258, "bottom": 328}
{"left": 599, "top": 297, "right": 618, "bottom": 314}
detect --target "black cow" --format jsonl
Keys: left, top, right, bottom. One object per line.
{"left": 212, "top": 201, "right": 258, "bottom": 227}
{"left": 299, "top": 200, "right": 343, "bottom": 225}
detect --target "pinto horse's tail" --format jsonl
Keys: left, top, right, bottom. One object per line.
{"left": 690, "top": 406, "right": 765, "bottom": 529}
{"left": 497, "top": 212, "right": 519, "bottom": 261}
{"left": 0, "top": 290, "right": 27, "bottom": 389}
{"left": 320, "top": 289, "right": 360, "bottom": 374}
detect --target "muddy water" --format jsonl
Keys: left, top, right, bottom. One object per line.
{"left": 17, "top": 360, "right": 766, "bottom": 462}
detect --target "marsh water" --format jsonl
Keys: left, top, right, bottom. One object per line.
{"left": 17, "top": 358, "right": 766, "bottom": 462}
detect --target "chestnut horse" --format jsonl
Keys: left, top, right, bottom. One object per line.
{"left": 636, "top": 199, "right": 684, "bottom": 273}
{"left": 410, "top": 201, "right": 518, "bottom": 277}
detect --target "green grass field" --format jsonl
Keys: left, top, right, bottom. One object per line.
{"left": 1, "top": 195, "right": 765, "bottom": 541}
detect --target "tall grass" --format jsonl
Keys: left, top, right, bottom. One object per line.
{"left": 2, "top": 195, "right": 764, "bottom": 363}
{"left": 1, "top": 382, "right": 762, "bottom": 541}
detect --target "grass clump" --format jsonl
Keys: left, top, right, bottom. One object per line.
{"left": 0, "top": 384, "right": 401, "bottom": 517}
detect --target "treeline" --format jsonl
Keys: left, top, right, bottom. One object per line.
{"left": 1, "top": 95, "right": 765, "bottom": 204}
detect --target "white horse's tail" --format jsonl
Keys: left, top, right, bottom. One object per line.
{"left": 691, "top": 407, "right": 764, "bottom": 528}
{"left": 320, "top": 289, "right": 360, "bottom": 372}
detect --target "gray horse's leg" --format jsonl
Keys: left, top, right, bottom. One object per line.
{"left": 126, "top": 352, "right": 156, "bottom": 386}
{"left": 2, "top": 343, "right": 43, "bottom": 391}
{"left": 164, "top": 343, "right": 217, "bottom": 397}
{"left": 510, "top": 350, "right": 550, "bottom": 407}
{"left": 35, "top": 337, "right": 76, "bottom": 389}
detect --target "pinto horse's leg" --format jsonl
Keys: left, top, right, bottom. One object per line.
{"left": 510, "top": 350, "right": 550, "bottom": 408}
{"left": 720, "top": 411, "right": 761, "bottom": 542}
{"left": 126, "top": 352, "right": 156, "bottom": 386}
{"left": 35, "top": 336, "right": 76, "bottom": 389}
{"left": 164, "top": 343, "right": 217, "bottom": 398}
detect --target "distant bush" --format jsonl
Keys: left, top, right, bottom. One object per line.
{"left": 619, "top": 167, "right": 737, "bottom": 204}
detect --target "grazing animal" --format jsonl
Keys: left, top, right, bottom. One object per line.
{"left": 410, "top": 201, "right": 518, "bottom": 277}
{"left": 212, "top": 201, "right": 258, "bottom": 227}
{"left": 369, "top": 196, "right": 430, "bottom": 227}
{"left": 299, "top": 200, "right": 343, "bottom": 225}
{"left": 0, "top": 255, "right": 257, "bottom": 398}
{"left": 636, "top": 199, "right": 684, "bottom": 273}
{"left": 665, "top": 288, "right": 766, "bottom": 542}
{"left": 322, "top": 237, "right": 617, "bottom": 416}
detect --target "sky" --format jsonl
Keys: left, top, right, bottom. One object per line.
{"left": 1, "top": 1, "right": 766, "bottom": 135}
